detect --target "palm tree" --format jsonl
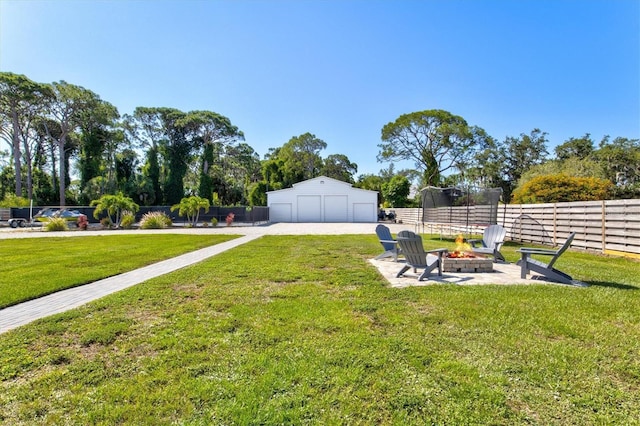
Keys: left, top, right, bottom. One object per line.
{"left": 171, "top": 196, "right": 210, "bottom": 227}
{"left": 91, "top": 193, "right": 139, "bottom": 228}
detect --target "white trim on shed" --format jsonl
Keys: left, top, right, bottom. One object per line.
{"left": 267, "top": 176, "right": 378, "bottom": 223}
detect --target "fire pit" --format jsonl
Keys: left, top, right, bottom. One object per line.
{"left": 443, "top": 253, "right": 494, "bottom": 273}
{"left": 443, "top": 235, "right": 494, "bottom": 273}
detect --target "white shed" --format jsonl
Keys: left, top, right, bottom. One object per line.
{"left": 267, "top": 176, "right": 378, "bottom": 223}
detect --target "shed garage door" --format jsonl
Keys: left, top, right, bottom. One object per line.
{"left": 353, "top": 203, "right": 375, "bottom": 222}
{"left": 297, "top": 195, "right": 321, "bottom": 222}
{"left": 270, "top": 203, "right": 292, "bottom": 222}
{"left": 324, "top": 195, "right": 348, "bottom": 222}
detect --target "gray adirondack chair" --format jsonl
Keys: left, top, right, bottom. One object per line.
{"left": 396, "top": 230, "right": 448, "bottom": 281}
{"left": 516, "top": 232, "right": 581, "bottom": 285}
{"left": 469, "top": 225, "right": 507, "bottom": 261}
{"left": 375, "top": 224, "right": 401, "bottom": 261}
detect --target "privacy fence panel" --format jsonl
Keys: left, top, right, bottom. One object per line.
{"left": 392, "top": 208, "right": 422, "bottom": 225}
{"left": 496, "top": 200, "right": 640, "bottom": 256}
{"left": 396, "top": 199, "right": 640, "bottom": 257}
{"left": 604, "top": 199, "right": 640, "bottom": 256}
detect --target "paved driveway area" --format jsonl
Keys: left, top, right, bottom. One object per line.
{"left": 0, "top": 222, "right": 410, "bottom": 238}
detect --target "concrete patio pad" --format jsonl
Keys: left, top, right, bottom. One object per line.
{"left": 369, "top": 258, "right": 563, "bottom": 288}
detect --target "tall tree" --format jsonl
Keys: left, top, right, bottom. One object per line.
{"left": 141, "top": 146, "right": 161, "bottom": 205}
{"left": 76, "top": 98, "right": 120, "bottom": 202}
{"left": 129, "top": 108, "right": 244, "bottom": 205}
{"left": 321, "top": 154, "right": 358, "bottom": 183}
{"left": 0, "top": 72, "right": 33, "bottom": 197}
{"left": 500, "top": 129, "right": 549, "bottom": 202}
{"left": 198, "top": 141, "right": 215, "bottom": 201}
{"left": 464, "top": 133, "right": 503, "bottom": 189}
{"left": 46, "top": 81, "right": 101, "bottom": 206}
{"left": 248, "top": 180, "right": 269, "bottom": 206}
{"left": 180, "top": 110, "right": 244, "bottom": 203}
{"left": 378, "top": 109, "right": 483, "bottom": 186}
{"left": 0, "top": 72, "right": 52, "bottom": 198}
{"left": 594, "top": 136, "right": 640, "bottom": 197}
{"left": 224, "top": 143, "right": 261, "bottom": 204}
{"left": 115, "top": 148, "right": 138, "bottom": 195}
{"left": 260, "top": 157, "right": 286, "bottom": 192}
{"left": 453, "top": 127, "right": 499, "bottom": 189}
{"left": 158, "top": 108, "right": 192, "bottom": 204}
{"left": 355, "top": 173, "right": 384, "bottom": 206}
{"left": 381, "top": 175, "right": 411, "bottom": 207}
{"left": 34, "top": 117, "right": 63, "bottom": 203}
{"left": 130, "top": 107, "right": 167, "bottom": 204}
{"left": 182, "top": 110, "right": 244, "bottom": 147}
{"left": 278, "top": 133, "right": 327, "bottom": 184}
{"left": 555, "top": 134, "right": 595, "bottom": 161}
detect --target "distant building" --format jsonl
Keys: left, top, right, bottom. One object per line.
{"left": 267, "top": 176, "right": 378, "bottom": 223}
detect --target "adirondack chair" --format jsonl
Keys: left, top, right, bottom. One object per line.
{"left": 396, "top": 230, "right": 448, "bottom": 281}
{"left": 468, "top": 225, "right": 507, "bottom": 261}
{"left": 375, "top": 224, "right": 401, "bottom": 261}
{"left": 516, "top": 232, "right": 579, "bottom": 285}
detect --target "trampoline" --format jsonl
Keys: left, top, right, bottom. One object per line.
{"left": 420, "top": 186, "right": 502, "bottom": 237}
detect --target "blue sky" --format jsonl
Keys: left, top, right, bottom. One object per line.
{"left": 1, "top": 0, "right": 638, "bottom": 177}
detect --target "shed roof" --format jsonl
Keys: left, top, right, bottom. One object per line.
{"left": 266, "top": 176, "right": 377, "bottom": 195}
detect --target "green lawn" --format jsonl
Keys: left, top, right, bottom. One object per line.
{"left": 0, "top": 234, "right": 238, "bottom": 308}
{"left": 1, "top": 234, "right": 639, "bottom": 424}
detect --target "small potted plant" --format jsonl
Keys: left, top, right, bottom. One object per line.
{"left": 225, "top": 212, "right": 235, "bottom": 226}
{"left": 77, "top": 214, "right": 89, "bottom": 230}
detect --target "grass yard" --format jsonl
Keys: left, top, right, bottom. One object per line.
{"left": 1, "top": 234, "right": 639, "bottom": 424}
{"left": 0, "top": 234, "right": 238, "bottom": 308}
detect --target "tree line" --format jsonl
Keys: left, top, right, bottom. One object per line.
{"left": 376, "top": 110, "right": 639, "bottom": 204}
{"left": 0, "top": 72, "right": 358, "bottom": 208}
{"left": 2, "top": 73, "right": 638, "bottom": 210}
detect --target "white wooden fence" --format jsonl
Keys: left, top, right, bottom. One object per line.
{"left": 391, "top": 199, "right": 640, "bottom": 258}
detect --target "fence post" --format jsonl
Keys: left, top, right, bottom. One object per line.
{"left": 518, "top": 204, "right": 523, "bottom": 241}
{"left": 601, "top": 200, "right": 606, "bottom": 254}
{"left": 553, "top": 203, "right": 557, "bottom": 245}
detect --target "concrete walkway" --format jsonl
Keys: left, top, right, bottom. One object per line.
{"left": 0, "top": 234, "right": 260, "bottom": 333}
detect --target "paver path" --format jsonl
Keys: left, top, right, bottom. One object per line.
{"left": 0, "top": 234, "right": 259, "bottom": 333}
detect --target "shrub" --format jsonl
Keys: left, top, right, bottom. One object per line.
{"left": 162, "top": 213, "right": 173, "bottom": 228}
{"left": 43, "top": 217, "right": 69, "bottom": 232}
{"left": 140, "top": 211, "right": 172, "bottom": 229}
{"left": 91, "top": 193, "right": 140, "bottom": 228}
{"left": 120, "top": 211, "right": 136, "bottom": 229}
{"left": 512, "top": 174, "right": 613, "bottom": 204}
{"left": 0, "top": 195, "right": 30, "bottom": 207}
{"left": 100, "top": 217, "right": 112, "bottom": 229}
{"left": 211, "top": 217, "right": 218, "bottom": 227}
